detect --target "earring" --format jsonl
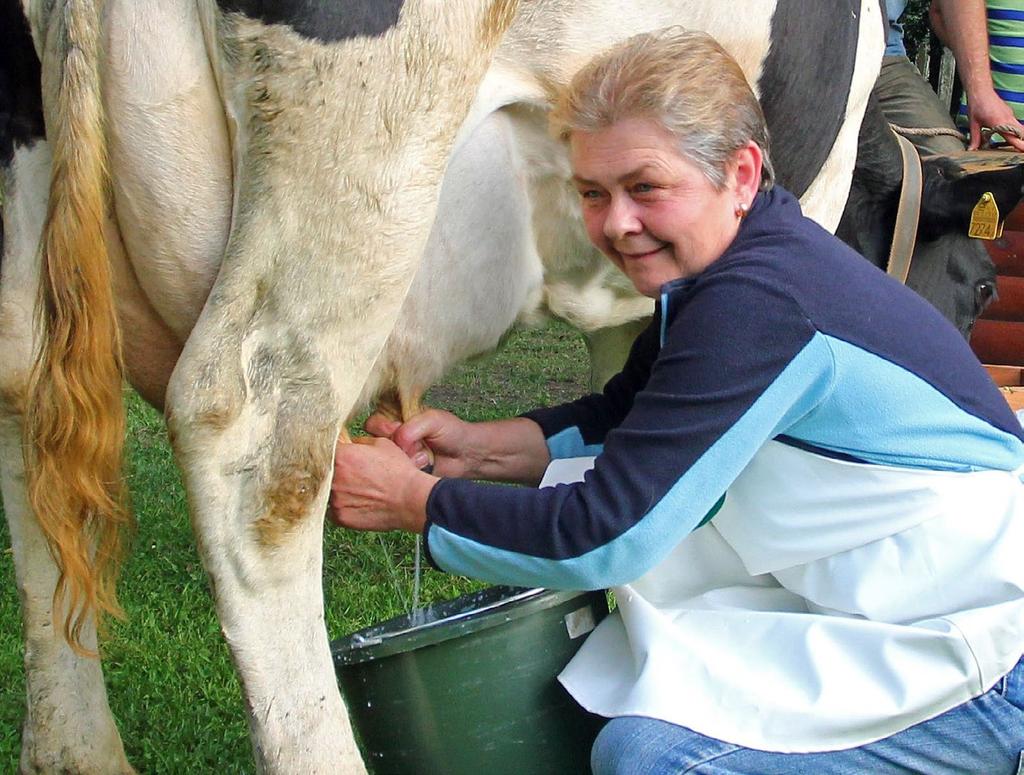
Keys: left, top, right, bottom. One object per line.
{"left": 735, "top": 202, "right": 749, "bottom": 220}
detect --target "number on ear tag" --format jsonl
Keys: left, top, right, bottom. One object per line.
{"left": 969, "top": 192, "right": 1003, "bottom": 240}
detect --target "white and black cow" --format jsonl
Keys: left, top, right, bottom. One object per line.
{"left": 2, "top": 1, "right": 889, "bottom": 772}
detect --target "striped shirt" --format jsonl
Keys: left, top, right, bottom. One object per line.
{"left": 958, "top": 0, "right": 1024, "bottom": 135}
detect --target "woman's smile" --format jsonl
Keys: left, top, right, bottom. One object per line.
{"left": 618, "top": 244, "right": 670, "bottom": 261}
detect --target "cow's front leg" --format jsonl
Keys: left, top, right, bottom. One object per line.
{"left": 166, "top": 326, "right": 364, "bottom": 774}
{"left": 584, "top": 318, "right": 651, "bottom": 391}
{"left": 1, "top": 144, "right": 133, "bottom": 773}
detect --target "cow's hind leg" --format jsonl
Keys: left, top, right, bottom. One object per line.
{"left": 2, "top": 144, "right": 133, "bottom": 773}
{"left": 166, "top": 333, "right": 365, "bottom": 774}
{"left": 165, "top": 3, "right": 517, "bottom": 769}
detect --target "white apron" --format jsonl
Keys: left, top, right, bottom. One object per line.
{"left": 553, "top": 441, "right": 1024, "bottom": 752}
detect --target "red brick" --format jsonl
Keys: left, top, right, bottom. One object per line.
{"left": 971, "top": 319, "right": 1024, "bottom": 365}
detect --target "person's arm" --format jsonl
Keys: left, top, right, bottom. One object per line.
{"left": 369, "top": 410, "right": 552, "bottom": 485}
{"left": 330, "top": 436, "right": 437, "bottom": 532}
{"left": 517, "top": 318, "right": 662, "bottom": 459}
{"left": 363, "top": 314, "right": 662, "bottom": 479}
{"left": 330, "top": 318, "right": 662, "bottom": 532}
{"left": 419, "top": 274, "right": 834, "bottom": 590}
{"left": 929, "top": 0, "right": 949, "bottom": 44}
{"left": 932, "top": 0, "right": 1024, "bottom": 151}
{"left": 329, "top": 411, "right": 551, "bottom": 534}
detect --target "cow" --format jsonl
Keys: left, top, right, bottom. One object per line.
{"left": 2, "top": 0, "right": 991, "bottom": 771}
{"left": 837, "top": 93, "right": 1024, "bottom": 341}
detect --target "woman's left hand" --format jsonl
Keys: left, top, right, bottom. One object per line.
{"left": 329, "top": 437, "right": 438, "bottom": 533}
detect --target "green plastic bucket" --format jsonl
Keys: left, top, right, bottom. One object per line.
{"left": 332, "top": 585, "right": 608, "bottom": 775}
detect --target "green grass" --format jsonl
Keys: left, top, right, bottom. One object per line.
{"left": 0, "top": 322, "right": 590, "bottom": 773}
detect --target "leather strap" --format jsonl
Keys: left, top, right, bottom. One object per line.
{"left": 886, "top": 131, "right": 923, "bottom": 285}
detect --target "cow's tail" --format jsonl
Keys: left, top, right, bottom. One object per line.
{"left": 26, "top": 0, "right": 132, "bottom": 656}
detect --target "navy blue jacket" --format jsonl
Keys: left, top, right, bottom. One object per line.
{"left": 423, "top": 186, "right": 1024, "bottom": 588}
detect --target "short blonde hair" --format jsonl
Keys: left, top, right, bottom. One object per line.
{"left": 551, "top": 28, "right": 775, "bottom": 191}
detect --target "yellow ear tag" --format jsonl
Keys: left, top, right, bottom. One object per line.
{"left": 969, "top": 192, "right": 1003, "bottom": 240}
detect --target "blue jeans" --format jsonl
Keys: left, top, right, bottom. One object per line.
{"left": 591, "top": 656, "right": 1024, "bottom": 774}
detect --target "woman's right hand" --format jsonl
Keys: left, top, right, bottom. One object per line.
{"left": 363, "top": 409, "right": 477, "bottom": 479}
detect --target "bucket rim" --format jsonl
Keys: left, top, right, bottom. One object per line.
{"left": 331, "top": 585, "right": 603, "bottom": 665}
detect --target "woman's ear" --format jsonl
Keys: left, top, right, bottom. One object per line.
{"left": 731, "top": 141, "right": 764, "bottom": 202}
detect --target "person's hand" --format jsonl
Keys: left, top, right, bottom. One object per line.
{"left": 329, "top": 436, "right": 437, "bottom": 532}
{"left": 364, "top": 409, "right": 478, "bottom": 479}
{"left": 967, "top": 88, "right": 1024, "bottom": 151}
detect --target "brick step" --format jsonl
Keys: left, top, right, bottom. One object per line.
{"left": 971, "top": 319, "right": 1024, "bottom": 365}
{"left": 986, "top": 364, "right": 1024, "bottom": 386}
{"left": 984, "top": 366, "right": 1024, "bottom": 412}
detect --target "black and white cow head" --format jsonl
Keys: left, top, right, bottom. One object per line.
{"left": 837, "top": 98, "right": 1024, "bottom": 339}
{"left": 914, "top": 157, "right": 1024, "bottom": 334}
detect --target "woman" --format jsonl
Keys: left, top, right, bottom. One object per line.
{"left": 331, "top": 29, "right": 1024, "bottom": 773}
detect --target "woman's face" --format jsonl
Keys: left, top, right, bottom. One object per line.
{"left": 570, "top": 117, "right": 756, "bottom": 298}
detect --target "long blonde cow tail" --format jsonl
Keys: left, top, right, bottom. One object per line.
{"left": 25, "top": 0, "right": 132, "bottom": 656}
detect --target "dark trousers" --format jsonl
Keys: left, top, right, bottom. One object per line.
{"left": 872, "top": 54, "right": 966, "bottom": 156}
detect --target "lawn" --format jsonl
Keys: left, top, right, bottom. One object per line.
{"left": 0, "top": 322, "right": 591, "bottom": 773}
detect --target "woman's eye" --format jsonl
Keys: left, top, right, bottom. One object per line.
{"left": 578, "top": 189, "right": 605, "bottom": 201}
{"left": 631, "top": 182, "right": 655, "bottom": 195}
